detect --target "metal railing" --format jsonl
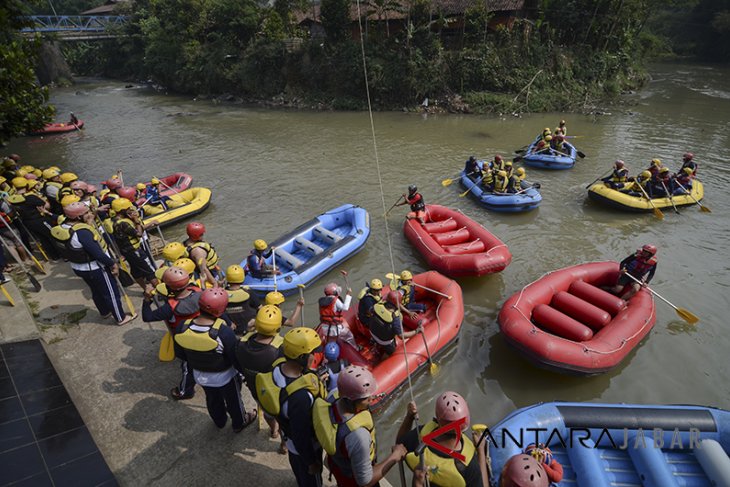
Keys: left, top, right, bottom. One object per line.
{"left": 21, "top": 15, "right": 128, "bottom": 33}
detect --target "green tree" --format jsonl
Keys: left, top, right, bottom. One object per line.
{"left": 0, "top": 0, "right": 54, "bottom": 144}
{"left": 320, "top": 0, "right": 352, "bottom": 44}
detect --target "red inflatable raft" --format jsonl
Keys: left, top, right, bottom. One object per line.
{"left": 317, "top": 271, "right": 464, "bottom": 408}
{"left": 29, "top": 120, "right": 84, "bottom": 135}
{"left": 135, "top": 173, "right": 194, "bottom": 205}
{"left": 498, "top": 261, "right": 655, "bottom": 375}
{"left": 403, "top": 204, "right": 512, "bottom": 277}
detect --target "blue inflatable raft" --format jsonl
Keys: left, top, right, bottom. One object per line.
{"left": 522, "top": 135, "right": 578, "bottom": 170}
{"left": 488, "top": 401, "right": 730, "bottom": 487}
{"left": 241, "top": 204, "right": 370, "bottom": 296}
{"left": 459, "top": 162, "right": 541, "bottom": 212}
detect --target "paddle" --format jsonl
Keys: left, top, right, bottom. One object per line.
{"left": 297, "top": 284, "right": 305, "bottom": 326}
{"left": 386, "top": 273, "right": 453, "bottom": 300}
{"left": 15, "top": 218, "right": 49, "bottom": 262}
{"left": 513, "top": 154, "right": 524, "bottom": 162}
{"left": 271, "top": 246, "right": 278, "bottom": 291}
{"left": 661, "top": 181, "right": 680, "bottom": 214}
{"left": 384, "top": 195, "right": 404, "bottom": 217}
{"left": 154, "top": 177, "right": 192, "bottom": 204}
{"left": 1, "top": 284, "right": 15, "bottom": 306}
{"left": 442, "top": 171, "right": 476, "bottom": 187}
{"left": 676, "top": 180, "right": 711, "bottom": 213}
{"left": 622, "top": 272, "right": 698, "bottom": 325}
{"left": 418, "top": 328, "right": 439, "bottom": 376}
{"left": 636, "top": 183, "right": 664, "bottom": 220}
{"left": 0, "top": 235, "right": 41, "bottom": 292}
{"left": 514, "top": 145, "right": 529, "bottom": 154}
{"left": 69, "top": 113, "right": 81, "bottom": 131}
{"left": 340, "top": 269, "right": 350, "bottom": 290}
{"left": 576, "top": 150, "right": 586, "bottom": 158}
{"left": 158, "top": 331, "right": 175, "bottom": 361}
{"left": 155, "top": 225, "right": 168, "bottom": 246}
{"left": 585, "top": 169, "right": 613, "bottom": 189}
{"left": 0, "top": 213, "right": 46, "bottom": 274}
{"left": 459, "top": 179, "right": 480, "bottom": 198}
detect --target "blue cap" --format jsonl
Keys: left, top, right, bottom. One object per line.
{"left": 324, "top": 342, "right": 340, "bottom": 361}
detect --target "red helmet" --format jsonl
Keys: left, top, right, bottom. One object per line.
{"left": 494, "top": 154, "right": 503, "bottom": 161}
{"left": 683, "top": 152, "right": 694, "bottom": 161}
{"left": 435, "top": 391, "right": 470, "bottom": 431}
{"left": 385, "top": 291, "right": 401, "bottom": 307}
{"left": 8, "top": 154, "right": 20, "bottom": 162}
{"left": 337, "top": 365, "right": 377, "bottom": 401}
{"left": 117, "top": 186, "right": 136, "bottom": 202}
{"left": 162, "top": 266, "right": 190, "bottom": 291}
{"left": 641, "top": 244, "right": 657, "bottom": 256}
{"left": 186, "top": 222, "right": 205, "bottom": 241}
{"left": 198, "top": 288, "right": 228, "bottom": 317}
{"left": 105, "top": 178, "right": 122, "bottom": 190}
{"left": 63, "top": 202, "right": 90, "bottom": 219}
{"left": 70, "top": 180, "right": 88, "bottom": 191}
{"left": 499, "top": 454, "right": 549, "bottom": 487}
{"left": 615, "top": 160, "right": 625, "bottom": 168}
{"left": 324, "top": 282, "right": 340, "bottom": 296}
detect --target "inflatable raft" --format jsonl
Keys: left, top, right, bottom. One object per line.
{"left": 29, "top": 120, "right": 84, "bottom": 135}
{"left": 588, "top": 180, "right": 705, "bottom": 212}
{"left": 489, "top": 401, "right": 730, "bottom": 487}
{"left": 241, "top": 204, "right": 370, "bottom": 295}
{"left": 522, "top": 135, "right": 578, "bottom": 170}
{"left": 320, "top": 271, "right": 463, "bottom": 409}
{"left": 498, "top": 261, "right": 655, "bottom": 375}
{"left": 141, "top": 187, "right": 211, "bottom": 228}
{"left": 135, "top": 173, "right": 194, "bottom": 206}
{"left": 459, "top": 166, "right": 542, "bottom": 212}
{"left": 403, "top": 204, "right": 511, "bottom": 277}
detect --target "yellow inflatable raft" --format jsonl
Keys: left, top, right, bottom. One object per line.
{"left": 142, "top": 187, "right": 211, "bottom": 227}
{"left": 587, "top": 181, "right": 704, "bottom": 212}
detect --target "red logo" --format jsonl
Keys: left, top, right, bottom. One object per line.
{"left": 422, "top": 418, "right": 466, "bottom": 461}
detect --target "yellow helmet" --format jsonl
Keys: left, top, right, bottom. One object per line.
{"left": 111, "top": 198, "right": 133, "bottom": 213}
{"left": 516, "top": 167, "right": 526, "bottom": 178}
{"left": 369, "top": 278, "right": 383, "bottom": 290}
{"left": 162, "top": 242, "right": 187, "bottom": 262}
{"left": 49, "top": 165, "right": 60, "bottom": 171}
{"left": 659, "top": 167, "right": 670, "bottom": 174}
{"left": 20, "top": 165, "right": 35, "bottom": 173}
{"left": 225, "top": 265, "right": 245, "bottom": 284}
{"left": 42, "top": 168, "right": 60, "bottom": 179}
{"left": 543, "top": 127, "right": 551, "bottom": 133}
{"left": 32, "top": 169, "right": 42, "bottom": 178}
{"left": 545, "top": 135, "right": 553, "bottom": 142}
{"left": 640, "top": 171, "right": 652, "bottom": 179}
{"left": 2, "top": 158, "right": 15, "bottom": 168}
{"left": 174, "top": 258, "right": 196, "bottom": 275}
{"left": 11, "top": 177, "right": 27, "bottom": 189}
{"left": 399, "top": 270, "right": 413, "bottom": 281}
{"left": 650, "top": 158, "right": 662, "bottom": 167}
{"left": 504, "top": 160, "right": 513, "bottom": 166}
{"left": 16, "top": 169, "right": 28, "bottom": 177}
{"left": 282, "top": 327, "right": 322, "bottom": 359}
{"left": 61, "top": 195, "right": 81, "bottom": 206}
{"left": 265, "top": 291, "right": 285, "bottom": 306}
{"left": 254, "top": 239, "right": 268, "bottom": 251}
{"left": 0, "top": 176, "right": 6, "bottom": 186}
{"left": 254, "top": 305, "right": 282, "bottom": 336}
{"left": 151, "top": 177, "right": 160, "bottom": 185}
{"left": 497, "top": 170, "right": 508, "bottom": 178}
{"left": 25, "top": 180, "right": 39, "bottom": 190}
{"left": 682, "top": 167, "right": 693, "bottom": 176}
{"left": 155, "top": 265, "right": 169, "bottom": 281}
{"left": 60, "top": 172, "right": 78, "bottom": 184}
{"left": 136, "top": 183, "right": 146, "bottom": 190}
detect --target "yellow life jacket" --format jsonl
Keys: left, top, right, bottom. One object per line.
{"left": 312, "top": 396, "right": 376, "bottom": 462}
{"left": 373, "top": 303, "right": 397, "bottom": 323}
{"left": 51, "top": 222, "right": 109, "bottom": 263}
{"left": 357, "top": 287, "right": 369, "bottom": 300}
{"left": 397, "top": 284, "right": 412, "bottom": 306}
{"left": 226, "top": 288, "right": 251, "bottom": 313}
{"left": 174, "top": 318, "right": 228, "bottom": 372}
{"left": 113, "top": 217, "right": 141, "bottom": 249}
{"left": 494, "top": 175, "right": 509, "bottom": 193}
{"left": 188, "top": 241, "right": 219, "bottom": 268}
{"left": 481, "top": 171, "right": 494, "bottom": 185}
{"left": 404, "top": 421, "right": 476, "bottom": 487}
{"left": 256, "top": 358, "right": 325, "bottom": 417}
{"left": 57, "top": 186, "right": 73, "bottom": 202}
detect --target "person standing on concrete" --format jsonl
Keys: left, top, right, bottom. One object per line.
{"left": 174, "top": 288, "right": 257, "bottom": 431}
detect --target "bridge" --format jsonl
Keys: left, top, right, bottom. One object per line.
{"left": 21, "top": 16, "right": 128, "bottom": 40}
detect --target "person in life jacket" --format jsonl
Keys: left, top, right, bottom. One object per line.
{"left": 680, "top": 152, "right": 698, "bottom": 176}
{"left": 255, "top": 327, "right": 327, "bottom": 487}
{"left": 646, "top": 158, "right": 662, "bottom": 178}
{"left": 481, "top": 166, "right": 495, "bottom": 191}
{"left": 42, "top": 168, "right": 63, "bottom": 213}
{"left": 317, "top": 282, "right": 357, "bottom": 349}
{"left": 144, "top": 178, "right": 172, "bottom": 209}
{"left": 55, "top": 202, "right": 134, "bottom": 325}
{"left": 397, "top": 391, "right": 488, "bottom": 487}
{"left": 111, "top": 198, "right": 158, "bottom": 290}
{"left": 648, "top": 166, "right": 672, "bottom": 198}
{"left": 396, "top": 185, "right": 427, "bottom": 224}
{"left": 143, "top": 266, "right": 202, "bottom": 399}
{"left": 464, "top": 156, "right": 482, "bottom": 179}
{"left": 174, "top": 287, "right": 257, "bottom": 431}
{"left": 558, "top": 119, "right": 567, "bottom": 136}
{"left": 499, "top": 454, "right": 550, "bottom": 487}
{"left": 672, "top": 167, "right": 694, "bottom": 195}
{"left": 396, "top": 270, "right": 426, "bottom": 319}
{"left": 550, "top": 134, "right": 565, "bottom": 152}
{"left": 606, "top": 244, "right": 658, "bottom": 300}
{"left": 183, "top": 222, "right": 220, "bottom": 288}
{"left": 245, "top": 239, "right": 279, "bottom": 278}
{"left": 236, "top": 304, "right": 286, "bottom": 452}
{"left": 541, "top": 127, "right": 552, "bottom": 141}
{"left": 537, "top": 136, "right": 553, "bottom": 154}
{"left": 100, "top": 177, "right": 123, "bottom": 205}
{"left": 620, "top": 170, "right": 652, "bottom": 196}
{"left": 602, "top": 160, "right": 630, "bottom": 189}
{"left": 369, "top": 291, "right": 421, "bottom": 356}
{"left": 524, "top": 444, "right": 563, "bottom": 484}
{"left": 11, "top": 178, "right": 61, "bottom": 260}
{"left": 357, "top": 279, "right": 384, "bottom": 331}
{"left": 0, "top": 195, "right": 30, "bottom": 263}
{"left": 493, "top": 170, "right": 510, "bottom": 193}
{"left": 222, "top": 265, "right": 259, "bottom": 334}
{"left": 313, "top": 365, "right": 406, "bottom": 487}
{"left": 320, "top": 342, "right": 350, "bottom": 393}
{"left": 264, "top": 290, "right": 304, "bottom": 328}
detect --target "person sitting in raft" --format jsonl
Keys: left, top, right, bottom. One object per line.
{"left": 493, "top": 170, "right": 510, "bottom": 194}
{"left": 525, "top": 443, "right": 564, "bottom": 484}
{"left": 558, "top": 119, "right": 567, "bottom": 136}
{"left": 368, "top": 291, "right": 421, "bottom": 357}
{"left": 646, "top": 158, "right": 662, "bottom": 178}
{"left": 499, "top": 453, "right": 551, "bottom": 487}
{"left": 492, "top": 154, "right": 505, "bottom": 171}
{"left": 396, "top": 185, "right": 427, "bottom": 224}
{"left": 533, "top": 136, "right": 553, "bottom": 154}
{"left": 135, "top": 183, "right": 146, "bottom": 201}
{"left": 481, "top": 166, "right": 495, "bottom": 191}
{"left": 464, "top": 156, "right": 482, "bottom": 179}
{"left": 69, "top": 112, "right": 79, "bottom": 126}
{"left": 396, "top": 270, "right": 425, "bottom": 319}
{"left": 144, "top": 178, "right": 173, "bottom": 210}
{"left": 680, "top": 152, "right": 698, "bottom": 176}
{"left": 620, "top": 170, "right": 652, "bottom": 196}
{"left": 506, "top": 171, "right": 522, "bottom": 194}
{"left": 503, "top": 160, "right": 514, "bottom": 178}
{"left": 672, "top": 167, "right": 694, "bottom": 195}
{"left": 602, "top": 160, "right": 630, "bottom": 189}
{"left": 397, "top": 391, "right": 489, "bottom": 487}
{"left": 605, "top": 244, "right": 658, "bottom": 300}
{"left": 648, "top": 167, "right": 672, "bottom": 197}
{"left": 317, "top": 282, "right": 357, "bottom": 349}
{"left": 245, "top": 239, "right": 279, "bottom": 278}
{"left": 541, "top": 127, "right": 552, "bottom": 141}
{"left": 515, "top": 167, "right": 527, "bottom": 182}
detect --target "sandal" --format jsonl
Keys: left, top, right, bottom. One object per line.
{"left": 234, "top": 409, "right": 257, "bottom": 433}
{"left": 116, "top": 313, "right": 137, "bottom": 326}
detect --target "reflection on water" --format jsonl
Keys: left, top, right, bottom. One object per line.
{"left": 7, "top": 63, "right": 730, "bottom": 463}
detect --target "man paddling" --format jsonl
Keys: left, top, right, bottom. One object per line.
{"left": 396, "top": 185, "right": 427, "bottom": 224}
{"left": 606, "top": 245, "right": 658, "bottom": 300}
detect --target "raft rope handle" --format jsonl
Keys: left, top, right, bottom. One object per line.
{"left": 413, "top": 233, "right": 508, "bottom": 258}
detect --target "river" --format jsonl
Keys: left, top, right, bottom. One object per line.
{"left": 6, "top": 62, "right": 730, "bottom": 466}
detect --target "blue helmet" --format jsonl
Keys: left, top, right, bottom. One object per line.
{"left": 324, "top": 342, "right": 340, "bottom": 361}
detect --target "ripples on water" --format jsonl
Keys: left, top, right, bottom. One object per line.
{"left": 8, "top": 63, "right": 730, "bottom": 459}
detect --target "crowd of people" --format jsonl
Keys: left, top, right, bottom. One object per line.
{"left": 462, "top": 156, "right": 529, "bottom": 195}
{"left": 600, "top": 152, "right": 699, "bottom": 198}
